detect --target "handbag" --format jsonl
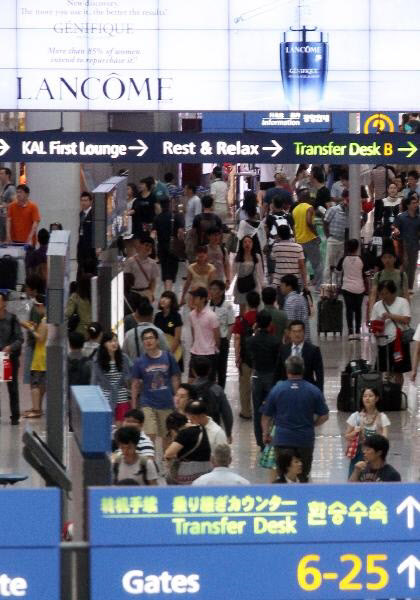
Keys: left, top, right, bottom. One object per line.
{"left": 345, "top": 413, "right": 360, "bottom": 459}
{"left": 166, "top": 427, "right": 204, "bottom": 485}
{"left": 236, "top": 264, "right": 256, "bottom": 294}
{"left": 164, "top": 333, "right": 183, "bottom": 362}
{"left": 402, "top": 327, "right": 415, "bottom": 344}
{"left": 383, "top": 300, "right": 414, "bottom": 344}
{"left": 345, "top": 433, "right": 359, "bottom": 459}
{"left": 67, "top": 306, "right": 80, "bottom": 333}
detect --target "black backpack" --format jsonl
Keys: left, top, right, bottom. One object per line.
{"left": 68, "top": 356, "right": 91, "bottom": 386}
{"left": 197, "top": 213, "right": 219, "bottom": 245}
{"left": 192, "top": 381, "right": 221, "bottom": 424}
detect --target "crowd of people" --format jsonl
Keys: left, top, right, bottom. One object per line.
{"left": 0, "top": 161, "right": 419, "bottom": 485}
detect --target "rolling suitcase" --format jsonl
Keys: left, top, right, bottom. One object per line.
{"left": 317, "top": 297, "right": 343, "bottom": 335}
{"left": 0, "top": 243, "right": 27, "bottom": 290}
{"left": 0, "top": 254, "right": 18, "bottom": 290}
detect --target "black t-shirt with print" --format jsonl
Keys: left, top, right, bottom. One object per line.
{"left": 154, "top": 311, "right": 183, "bottom": 337}
{"left": 359, "top": 463, "right": 401, "bottom": 482}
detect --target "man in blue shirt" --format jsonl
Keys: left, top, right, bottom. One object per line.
{"left": 131, "top": 328, "right": 180, "bottom": 448}
{"left": 261, "top": 355, "right": 329, "bottom": 482}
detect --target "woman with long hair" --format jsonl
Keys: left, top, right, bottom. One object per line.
{"left": 91, "top": 331, "right": 132, "bottom": 425}
{"left": 154, "top": 291, "right": 183, "bottom": 367}
{"left": 345, "top": 387, "right": 390, "bottom": 477}
{"left": 233, "top": 235, "right": 264, "bottom": 313}
{"left": 336, "top": 239, "right": 367, "bottom": 339}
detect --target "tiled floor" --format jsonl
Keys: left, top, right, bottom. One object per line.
{"left": 1, "top": 267, "right": 419, "bottom": 488}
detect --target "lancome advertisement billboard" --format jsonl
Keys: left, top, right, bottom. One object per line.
{"left": 1, "top": 0, "right": 419, "bottom": 111}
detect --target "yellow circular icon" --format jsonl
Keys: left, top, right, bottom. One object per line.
{"left": 363, "top": 114, "right": 395, "bottom": 134}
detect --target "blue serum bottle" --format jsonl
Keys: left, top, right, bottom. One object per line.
{"left": 280, "top": 25, "right": 328, "bottom": 108}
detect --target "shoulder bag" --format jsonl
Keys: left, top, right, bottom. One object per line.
{"left": 166, "top": 426, "right": 204, "bottom": 485}
{"left": 236, "top": 263, "right": 256, "bottom": 294}
{"left": 383, "top": 300, "right": 414, "bottom": 344}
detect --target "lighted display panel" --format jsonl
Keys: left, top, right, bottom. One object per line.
{"left": 0, "top": 0, "right": 419, "bottom": 110}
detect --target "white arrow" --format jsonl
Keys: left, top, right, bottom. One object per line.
{"left": 0, "top": 138, "right": 10, "bottom": 157}
{"left": 397, "top": 555, "right": 420, "bottom": 589}
{"left": 127, "top": 139, "right": 148, "bottom": 157}
{"left": 396, "top": 495, "right": 420, "bottom": 529}
{"left": 262, "top": 139, "right": 283, "bottom": 157}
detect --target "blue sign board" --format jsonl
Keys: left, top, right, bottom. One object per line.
{"left": 89, "top": 484, "right": 420, "bottom": 600}
{"left": 0, "top": 131, "right": 417, "bottom": 164}
{"left": 202, "top": 111, "right": 349, "bottom": 133}
{"left": 0, "top": 489, "right": 60, "bottom": 599}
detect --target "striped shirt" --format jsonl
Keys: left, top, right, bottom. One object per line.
{"left": 103, "top": 361, "right": 129, "bottom": 405}
{"left": 272, "top": 240, "right": 304, "bottom": 286}
{"left": 324, "top": 204, "right": 348, "bottom": 241}
{"left": 283, "top": 291, "right": 311, "bottom": 341}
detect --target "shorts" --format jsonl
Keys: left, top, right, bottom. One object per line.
{"left": 30, "top": 370, "right": 46, "bottom": 387}
{"left": 143, "top": 407, "right": 173, "bottom": 438}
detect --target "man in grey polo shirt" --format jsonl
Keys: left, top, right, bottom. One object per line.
{"left": 122, "top": 298, "right": 169, "bottom": 360}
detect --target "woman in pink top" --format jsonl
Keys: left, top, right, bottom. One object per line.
{"left": 336, "top": 239, "right": 367, "bottom": 340}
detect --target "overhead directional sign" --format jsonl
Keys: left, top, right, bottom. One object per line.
{"left": 0, "top": 489, "right": 60, "bottom": 599}
{"left": 89, "top": 483, "right": 419, "bottom": 600}
{"left": 0, "top": 132, "right": 418, "bottom": 164}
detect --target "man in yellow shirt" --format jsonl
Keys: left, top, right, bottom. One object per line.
{"left": 292, "top": 189, "right": 323, "bottom": 292}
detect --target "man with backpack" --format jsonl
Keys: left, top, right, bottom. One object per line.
{"left": 232, "top": 290, "right": 260, "bottom": 420}
{"left": 190, "top": 357, "right": 233, "bottom": 443}
{"left": 68, "top": 332, "right": 92, "bottom": 386}
{"left": 265, "top": 195, "right": 295, "bottom": 281}
{"left": 192, "top": 195, "right": 223, "bottom": 247}
{"left": 0, "top": 291, "right": 23, "bottom": 424}
{"left": 67, "top": 331, "right": 92, "bottom": 431}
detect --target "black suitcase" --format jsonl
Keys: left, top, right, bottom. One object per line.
{"left": 337, "top": 372, "right": 359, "bottom": 412}
{"left": 379, "top": 381, "right": 407, "bottom": 411}
{"left": 317, "top": 297, "right": 343, "bottom": 335}
{"left": 0, "top": 255, "right": 18, "bottom": 290}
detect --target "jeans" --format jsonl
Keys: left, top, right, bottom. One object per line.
{"left": 252, "top": 371, "right": 274, "bottom": 449}
{"left": 216, "top": 337, "right": 229, "bottom": 389}
{"left": 302, "top": 237, "right": 323, "bottom": 291}
{"left": 341, "top": 290, "right": 364, "bottom": 335}
{"left": 7, "top": 356, "right": 20, "bottom": 421}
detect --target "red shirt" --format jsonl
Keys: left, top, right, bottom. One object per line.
{"left": 232, "top": 309, "right": 257, "bottom": 335}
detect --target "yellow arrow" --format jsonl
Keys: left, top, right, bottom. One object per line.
{"left": 397, "top": 140, "right": 417, "bottom": 159}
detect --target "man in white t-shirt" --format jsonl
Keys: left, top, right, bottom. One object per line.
{"left": 185, "top": 400, "right": 227, "bottom": 452}
{"left": 192, "top": 443, "right": 249, "bottom": 486}
{"left": 210, "top": 166, "right": 228, "bottom": 219}
{"left": 184, "top": 183, "right": 202, "bottom": 229}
